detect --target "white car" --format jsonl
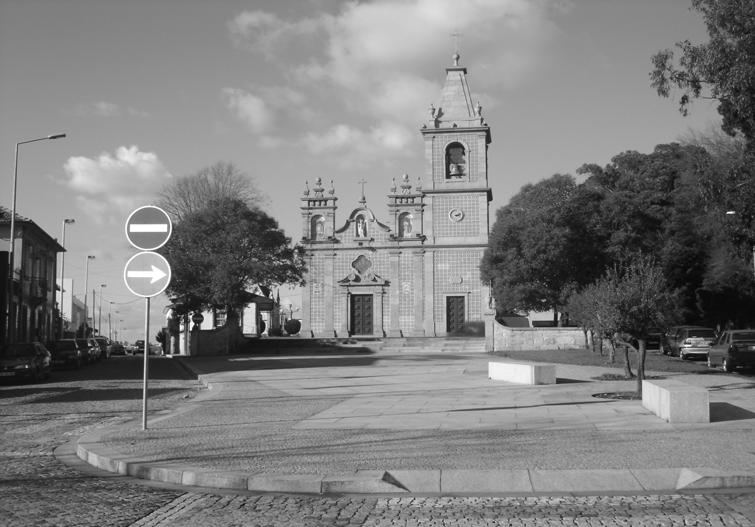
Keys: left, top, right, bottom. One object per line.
{"left": 679, "top": 336, "right": 712, "bottom": 360}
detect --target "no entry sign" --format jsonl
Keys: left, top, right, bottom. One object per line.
{"left": 125, "top": 205, "right": 172, "bottom": 251}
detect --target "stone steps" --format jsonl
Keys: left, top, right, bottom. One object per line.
{"left": 369, "top": 337, "right": 486, "bottom": 354}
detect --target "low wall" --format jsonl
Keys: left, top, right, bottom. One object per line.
{"left": 485, "top": 315, "right": 586, "bottom": 351}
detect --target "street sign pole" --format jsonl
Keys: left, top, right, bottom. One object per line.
{"left": 142, "top": 296, "right": 150, "bottom": 430}
{"left": 124, "top": 205, "right": 172, "bottom": 433}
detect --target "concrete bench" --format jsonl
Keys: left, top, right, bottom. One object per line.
{"left": 488, "top": 361, "right": 556, "bottom": 385}
{"left": 642, "top": 379, "right": 709, "bottom": 423}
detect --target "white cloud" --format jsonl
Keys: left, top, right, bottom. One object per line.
{"left": 229, "top": 0, "right": 568, "bottom": 160}
{"left": 302, "top": 122, "right": 415, "bottom": 168}
{"left": 71, "top": 101, "right": 150, "bottom": 118}
{"left": 62, "top": 146, "right": 172, "bottom": 220}
{"left": 223, "top": 88, "right": 275, "bottom": 134}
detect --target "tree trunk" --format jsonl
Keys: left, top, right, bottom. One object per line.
{"left": 224, "top": 308, "right": 243, "bottom": 354}
{"left": 636, "top": 338, "right": 647, "bottom": 397}
{"left": 613, "top": 333, "right": 634, "bottom": 378}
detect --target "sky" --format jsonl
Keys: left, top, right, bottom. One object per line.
{"left": 0, "top": 0, "right": 722, "bottom": 343}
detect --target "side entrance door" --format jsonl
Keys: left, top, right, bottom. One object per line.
{"left": 350, "top": 294, "right": 373, "bottom": 335}
{"left": 446, "top": 296, "right": 465, "bottom": 334}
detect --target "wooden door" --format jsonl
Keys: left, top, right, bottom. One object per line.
{"left": 446, "top": 296, "right": 465, "bottom": 333}
{"left": 350, "top": 294, "right": 373, "bottom": 335}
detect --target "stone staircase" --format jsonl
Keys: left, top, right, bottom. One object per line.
{"left": 367, "top": 337, "right": 486, "bottom": 354}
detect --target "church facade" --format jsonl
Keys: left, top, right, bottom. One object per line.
{"left": 300, "top": 55, "right": 492, "bottom": 338}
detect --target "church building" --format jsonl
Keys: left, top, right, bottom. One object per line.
{"left": 299, "top": 54, "right": 492, "bottom": 338}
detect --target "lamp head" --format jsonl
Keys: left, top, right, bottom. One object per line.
{"left": 64, "top": 218, "right": 75, "bottom": 224}
{"left": 48, "top": 133, "right": 66, "bottom": 140}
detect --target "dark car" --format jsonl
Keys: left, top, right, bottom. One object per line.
{"left": 707, "top": 330, "right": 755, "bottom": 372}
{"left": 110, "top": 342, "right": 126, "bottom": 355}
{"left": 93, "top": 337, "right": 111, "bottom": 359}
{"left": 0, "top": 342, "right": 51, "bottom": 382}
{"left": 76, "top": 338, "right": 99, "bottom": 363}
{"left": 49, "top": 339, "right": 84, "bottom": 369}
{"left": 661, "top": 326, "right": 716, "bottom": 358}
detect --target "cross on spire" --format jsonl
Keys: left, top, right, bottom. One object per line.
{"left": 358, "top": 178, "right": 367, "bottom": 204}
{"left": 451, "top": 31, "right": 462, "bottom": 65}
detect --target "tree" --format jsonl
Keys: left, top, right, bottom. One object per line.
{"left": 481, "top": 174, "right": 604, "bottom": 321}
{"left": 606, "top": 257, "right": 678, "bottom": 396}
{"left": 650, "top": 0, "right": 755, "bottom": 145}
{"left": 159, "top": 162, "right": 266, "bottom": 223}
{"left": 160, "top": 198, "right": 305, "bottom": 349}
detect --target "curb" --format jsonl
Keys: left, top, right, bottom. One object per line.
{"left": 75, "top": 430, "right": 755, "bottom": 495}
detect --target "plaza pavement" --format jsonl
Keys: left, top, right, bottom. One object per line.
{"left": 74, "top": 348, "right": 755, "bottom": 495}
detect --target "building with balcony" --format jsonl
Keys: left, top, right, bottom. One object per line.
{"left": 1, "top": 206, "right": 64, "bottom": 345}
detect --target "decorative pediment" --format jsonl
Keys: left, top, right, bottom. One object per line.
{"left": 338, "top": 255, "right": 388, "bottom": 286}
{"left": 335, "top": 207, "right": 391, "bottom": 236}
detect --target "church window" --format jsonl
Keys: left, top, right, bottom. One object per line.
{"left": 445, "top": 142, "right": 466, "bottom": 179}
{"left": 311, "top": 215, "right": 325, "bottom": 240}
{"left": 398, "top": 212, "right": 413, "bottom": 237}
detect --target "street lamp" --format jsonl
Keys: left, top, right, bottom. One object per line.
{"left": 6, "top": 133, "right": 66, "bottom": 344}
{"left": 98, "top": 284, "right": 106, "bottom": 336}
{"left": 59, "top": 218, "right": 75, "bottom": 338}
{"left": 83, "top": 255, "right": 95, "bottom": 335}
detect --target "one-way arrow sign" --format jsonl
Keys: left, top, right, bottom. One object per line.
{"left": 123, "top": 252, "right": 171, "bottom": 298}
{"left": 126, "top": 265, "right": 168, "bottom": 284}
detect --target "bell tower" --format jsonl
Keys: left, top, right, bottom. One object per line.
{"left": 420, "top": 52, "right": 491, "bottom": 246}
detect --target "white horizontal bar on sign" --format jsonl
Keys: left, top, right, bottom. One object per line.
{"left": 129, "top": 224, "right": 169, "bottom": 232}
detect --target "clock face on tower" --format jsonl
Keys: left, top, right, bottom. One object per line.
{"left": 448, "top": 208, "right": 464, "bottom": 222}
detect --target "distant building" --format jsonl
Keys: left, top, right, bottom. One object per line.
{"left": 299, "top": 54, "right": 492, "bottom": 337}
{"left": 56, "top": 278, "right": 86, "bottom": 337}
{"left": 0, "top": 206, "right": 65, "bottom": 344}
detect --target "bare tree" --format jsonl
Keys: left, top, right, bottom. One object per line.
{"left": 159, "top": 162, "right": 266, "bottom": 222}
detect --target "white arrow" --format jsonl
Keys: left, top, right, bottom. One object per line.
{"left": 129, "top": 223, "right": 169, "bottom": 233}
{"left": 127, "top": 265, "right": 168, "bottom": 284}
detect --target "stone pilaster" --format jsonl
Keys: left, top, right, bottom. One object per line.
{"left": 423, "top": 250, "right": 435, "bottom": 336}
{"left": 411, "top": 249, "right": 425, "bottom": 336}
{"left": 388, "top": 249, "right": 401, "bottom": 337}
{"left": 323, "top": 252, "right": 335, "bottom": 337}
{"left": 300, "top": 256, "right": 312, "bottom": 338}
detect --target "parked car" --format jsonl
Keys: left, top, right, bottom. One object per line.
{"left": 110, "top": 342, "right": 126, "bottom": 355}
{"left": 707, "top": 330, "right": 755, "bottom": 372}
{"left": 630, "top": 328, "right": 662, "bottom": 352}
{"left": 132, "top": 340, "right": 158, "bottom": 355}
{"left": 76, "top": 338, "right": 99, "bottom": 363}
{"left": 93, "top": 337, "right": 111, "bottom": 359}
{"left": 0, "top": 342, "right": 52, "bottom": 382}
{"left": 660, "top": 326, "right": 716, "bottom": 358}
{"left": 48, "top": 339, "right": 84, "bottom": 369}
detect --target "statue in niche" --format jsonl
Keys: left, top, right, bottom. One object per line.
{"left": 446, "top": 143, "right": 466, "bottom": 178}
{"left": 355, "top": 215, "right": 368, "bottom": 237}
{"left": 400, "top": 213, "right": 413, "bottom": 237}
{"left": 311, "top": 215, "right": 325, "bottom": 240}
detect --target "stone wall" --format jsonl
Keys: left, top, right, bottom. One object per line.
{"left": 485, "top": 315, "right": 586, "bottom": 351}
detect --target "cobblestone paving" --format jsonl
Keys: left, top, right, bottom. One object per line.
{"left": 1, "top": 356, "right": 753, "bottom": 526}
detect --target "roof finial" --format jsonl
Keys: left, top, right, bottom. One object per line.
{"left": 451, "top": 31, "right": 462, "bottom": 66}
{"left": 358, "top": 177, "right": 367, "bottom": 205}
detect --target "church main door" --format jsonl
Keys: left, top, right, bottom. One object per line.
{"left": 446, "top": 296, "right": 465, "bottom": 333}
{"left": 350, "top": 294, "right": 373, "bottom": 335}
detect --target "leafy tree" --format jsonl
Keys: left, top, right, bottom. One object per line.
{"left": 650, "top": 0, "right": 755, "bottom": 145}
{"left": 159, "top": 162, "right": 266, "bottom": 223}
{"left": 160, "top": 198, "right": 305, "bottom": 348}
{"left": 481, "top": 174, "right": 604, "bottom": 322}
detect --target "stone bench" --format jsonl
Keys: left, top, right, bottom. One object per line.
{"left": 488, "top": 361, "right": 556, "bottom": 385}
{"left": 642, "top": 379, "right": 709, "bottom": 423}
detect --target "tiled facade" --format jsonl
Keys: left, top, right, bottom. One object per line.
{"left": 300, "top": 55, "right": 492, "bottom": 337}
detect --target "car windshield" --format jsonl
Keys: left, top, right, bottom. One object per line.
{"left": 732, "top": 332, "right": 755, "bottom": 342}
{"left": 688, "top": 329, "right": 715, "bottom": 338}
{"left": 6, "top": 343, "right": 35, "bottom": 357}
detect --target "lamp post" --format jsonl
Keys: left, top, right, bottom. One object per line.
{"left": 59, "top": 218, "right": 75, "bottom": 338}
{"left": 83, "top": 255, "right": 95, "bottom": 335}
{"left": 98, "top": 284, "right": 106, "bottom": 336}
{"left": 5, "top": 133, "right": 66, "bottom": 344}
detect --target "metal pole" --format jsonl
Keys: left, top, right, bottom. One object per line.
{"left": 98, "top": 284, "right": 105, "bottom": 336}
{"left": 142, "top": 296, "right": 150, "bottom": 430}
{"left": 83, "top": 255, "right": 93, "bottom": 335}
{"left": 91, "top": 289, "right": 96, "bottom": 335}
{"left": 6, "top": 135, "right": 66, "bottom": 345}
